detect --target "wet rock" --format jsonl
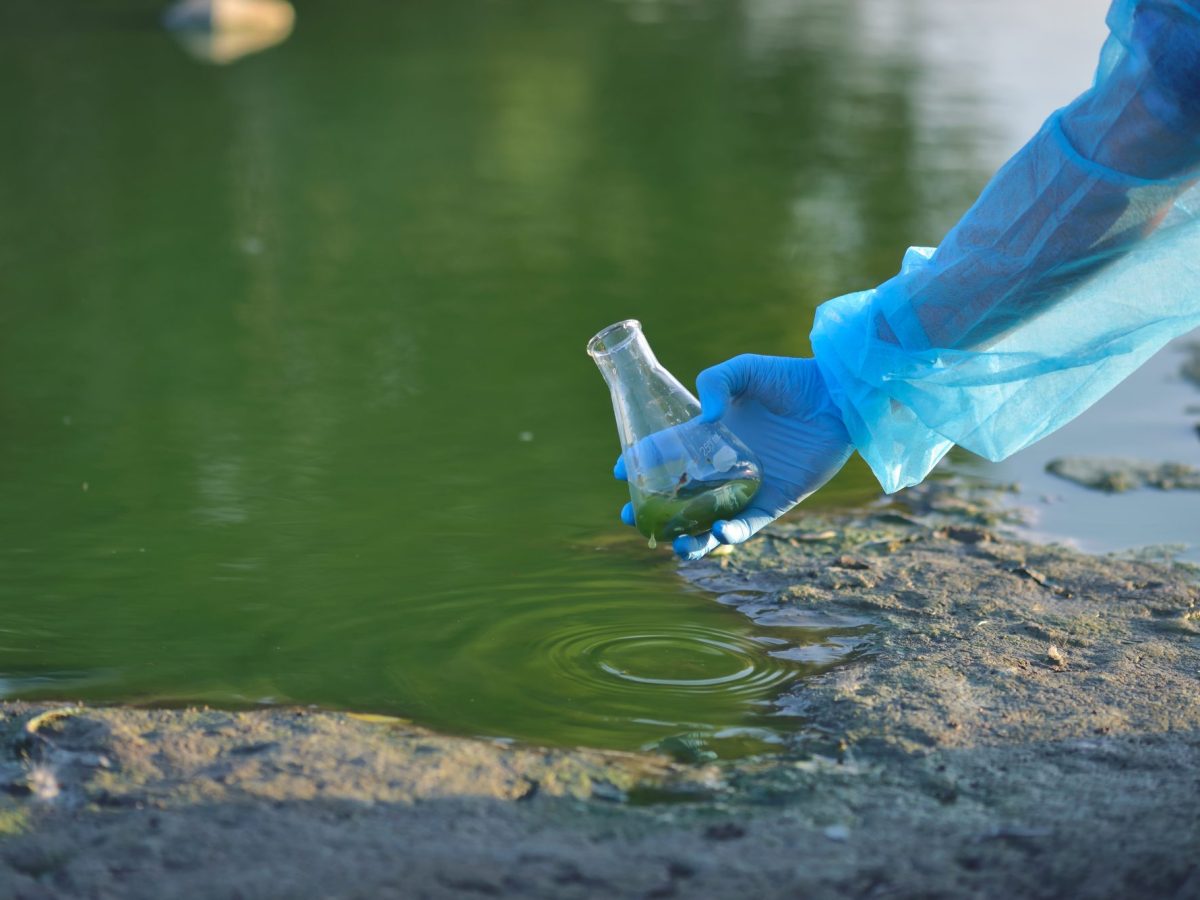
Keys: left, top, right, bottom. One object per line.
{"left": 942, "top": 526, "right": 995, "bottom": 545}
{"left": 822, "top": 824, "right": 850, "bottom": 842}
{"left": 1013, "top": 565, "right": 1047, "bottom": 585}
{"left": 1046, "top": 457, "right": 1200, "bottom": 492}
{"left": 5, "top": 840, "right": 72, "bottom": 877}
{"left": 791, "top": 530, "right": 839, "bottom": 542}
{"left": 227, "top": 742, "right": 279, "bottom": 756}
{"left": 589, "top": 782, "right": 627, "bottom": 803}
{"left": 702, "top": 822, "right": 746, "bottom": 841}
{"left": 666, "top": 860, "right": 696, "bottom": 879}
{"left": 831, "top": 555, "right": 871, "bottom": 570}
{"left": 1182, "top": 341, "right": 1200, "bottom": 389}
{"left": 654, "top": 734, "right": 718, "bottom": 765}
{"left": 817, "top": 569, "right": 876, "bottom": 591}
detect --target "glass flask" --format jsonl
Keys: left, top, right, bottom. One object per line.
{"left": 587, "top": 320, "right": 762, "bottom": 547}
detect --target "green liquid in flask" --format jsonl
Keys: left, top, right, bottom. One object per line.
{"left": 632, "top": 471, "right": 761, "bottom": 543}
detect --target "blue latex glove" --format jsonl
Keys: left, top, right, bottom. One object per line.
{"left": 615, "top": 355, "right": 853, "bottom": 560}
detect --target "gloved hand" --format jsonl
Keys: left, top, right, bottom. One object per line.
{"left": 615, "top": 355, "right": 854, "bottom": 560}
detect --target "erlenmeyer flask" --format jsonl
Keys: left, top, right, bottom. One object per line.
{"left": 587, "top": 320, "right": 762, "bottom": 547}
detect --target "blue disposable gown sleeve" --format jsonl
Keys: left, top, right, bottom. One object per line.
{"left": 810, "top": 0, "right": 1200, "bottom": 493}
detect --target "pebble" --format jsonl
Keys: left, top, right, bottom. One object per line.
{"left": 590, "top": 782, "right": 626, "bottom": 803}
{"left": 793, "top": 530, "right": 838, "bottom": 542}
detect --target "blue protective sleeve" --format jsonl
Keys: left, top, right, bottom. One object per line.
{"left": 810, "top": 0, "right": 1200, "bottom": 493}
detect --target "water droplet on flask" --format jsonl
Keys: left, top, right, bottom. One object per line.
{"left": 647, "top": 535, "right": 657, "bottom": 549}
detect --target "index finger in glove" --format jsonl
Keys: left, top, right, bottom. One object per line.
{"left": 711, "top": 480, "right": 797, "bottom": 546}
{"left": 711, "top": 507, "right": 777, "bottom": 546}
{"left": 695, "top": 354, "right": 760, "bottom": 423}
{"left": 673, "top": 531, "right": 721, "bottom": 561}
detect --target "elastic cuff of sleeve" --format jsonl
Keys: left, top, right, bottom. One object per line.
{"left": 810, "top": 288, "right": 954, "bottom": 494}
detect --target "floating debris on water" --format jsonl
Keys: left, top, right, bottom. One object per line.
{"left": 163, "top": 0, "right": 296, "bottom": 65}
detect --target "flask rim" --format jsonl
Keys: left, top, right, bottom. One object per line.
{"left": 587, "top": 319, "right": 642, "bottom": 359}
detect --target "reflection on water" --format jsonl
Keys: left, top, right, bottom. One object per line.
{"left": 0, "top": 0, "right": 1185, "bottom": 756}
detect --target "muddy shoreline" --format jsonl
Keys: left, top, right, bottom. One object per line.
{"left": 2, "top": 482, "right": 1198, "bottom": 899}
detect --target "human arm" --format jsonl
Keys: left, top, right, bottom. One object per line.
{"left": 812, "top": 0, "right": 1200, "bottom": 491}
{"left": 617, "top": 0, "right": 1200, "bottom": 558}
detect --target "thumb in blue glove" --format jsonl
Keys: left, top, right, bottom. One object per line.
{"left": 615, "top": 354, "right": 854, "bottom": 560}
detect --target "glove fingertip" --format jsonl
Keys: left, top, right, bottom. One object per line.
{"left": 613, "top": 455, "right": 627, "bottom": 480}
{"left": 714, "top": 506, "right": 778, "bottom": 546}
{"left": 673, "top": 532, "right": 715, "bottom": 561}
{"left": 712, "top": 519, "right": 750, "bottom": 545}
{"left": 620, "top": 502, "right": 636, "bottom": 527}
{"left": 694, "top": 370, "right": 729, "bottom": 423}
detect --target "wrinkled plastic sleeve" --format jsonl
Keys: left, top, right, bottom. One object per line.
{"left": 811, "top": 0, "right": 1200, "bottom": 493}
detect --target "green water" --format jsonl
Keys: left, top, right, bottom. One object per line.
{"left": 0, "top": 0, "right": 1000, "bottom": 756}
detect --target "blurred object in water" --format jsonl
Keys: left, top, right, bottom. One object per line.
{"left": 163, "top": 0, "right": 294, "bottom": 65}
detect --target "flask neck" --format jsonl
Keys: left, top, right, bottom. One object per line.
{"left": 587, "top": 320, "right": 699, "bottom": 452}
{"left": 587, "top": 320, "right": 660, "bottom": 389}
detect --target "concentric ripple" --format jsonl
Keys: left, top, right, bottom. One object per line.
{"left": 316, "top": 562, "right": 872, "bottom": 757}
{"left": 547, "top": 624, "right": 796, "bottom": 696}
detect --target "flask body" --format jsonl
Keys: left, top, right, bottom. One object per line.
{"left": 588, "top": 320, "right": 762, "bottom": 544}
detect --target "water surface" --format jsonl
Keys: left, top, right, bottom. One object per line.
{"left": 1, "top": 0, "right": 1192, "bottom": 757}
